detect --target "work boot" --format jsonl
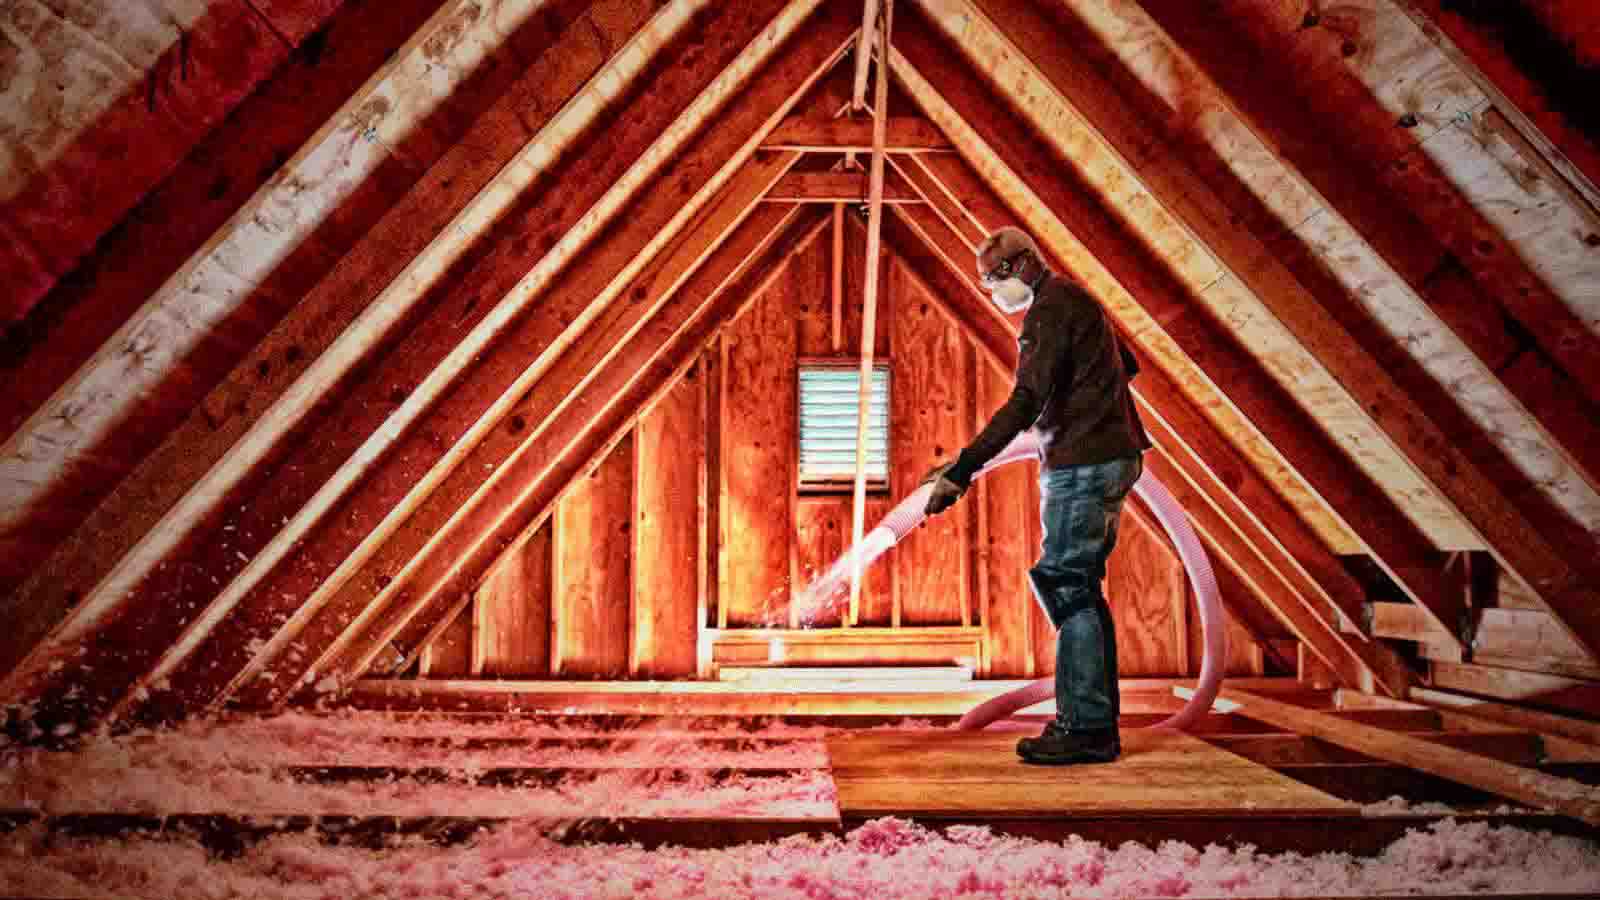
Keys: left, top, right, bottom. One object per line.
{"left": 1016, "top": 721, "right": 1120, "bottom": 765}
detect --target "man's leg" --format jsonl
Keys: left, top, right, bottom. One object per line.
{"left": 1017, "top": 455, "right": 1142, "bottom": 763}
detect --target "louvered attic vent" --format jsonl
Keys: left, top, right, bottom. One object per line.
{"left": 798, "top": 362, "right": 890, "bottom": 491}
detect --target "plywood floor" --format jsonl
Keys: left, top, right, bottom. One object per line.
{"left": 827, "top": 728, "right": 1358, "bottom": 818}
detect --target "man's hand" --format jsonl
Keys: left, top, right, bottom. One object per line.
{"left": 922, "top": 462, "right": 968, "bottom": 516}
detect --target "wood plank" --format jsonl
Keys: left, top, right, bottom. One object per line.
{"left": 1222, "top": 688, "right": 1600, "bottom": 825}
{"left": 0, "top": 0, "right": 300, "bottom": 325}
{"left": 0, "top": 0, "right": 449, "bottom": 600}
{"left": 765, "top": 171, "right": 921, "bottom": 203}
{"left": 1428, "top": 660, "right": 1600, "bottom": 719}
{"left": 321, "top": 202, "right": 828, "bottom": 690}
{"left": 762, "top": 116, "right": 950, "bottom": 152}
{"left": 1108, "top": 501, "right": 1188, "bottom": 677}
{"left": 828, "top": 728, "right": 1354, "bottom": 817}
{"left": 161, "top": 11, "right": 856, "bottom": 715}
{"left": 473, "top": 522, "right": 552, "bottom": 678}
{"left": 416, "top": 603, "right": 473, "bottom": 679}
{"left": 552, "top": 434, "right": 632, "bottom": 678}
{"left": 1410, "top": 686, "right": 1600, "bottom": 749}
{"left": 793, "top": 497, "right": 891, "bottom": 628}
{"left": 0, "top": 0, "right": 600, "bottom": 685}
{"left": 710, "top": 627, "right": 982, "bottom": 669}
{"left": 1367, "top": 602, "right": 1595, "bottom": 674}
{"left": 1394, "top": 0, "right": 1600, "bottom": 218}
{"left": 721, "top": 259, "right": 800, "bottom": 629}
{"left": 2, "top": 0, "right": 676, "bottom": 717}
{"left": 631, "top": 368, "right": 703, "bottom": 678}
{"left": 889, "top": 259, "right": 969, "bottom": 627}
{"left": 977, "top": 364, "right": 1034, "bottom": 678}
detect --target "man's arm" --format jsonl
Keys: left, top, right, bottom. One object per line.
{"left": 942, "top": 303, "right": 1068, "bottom": 488}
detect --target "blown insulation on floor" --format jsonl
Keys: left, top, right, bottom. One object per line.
{"left": 3, "top": 712, "right": 1598, "bottom": 898}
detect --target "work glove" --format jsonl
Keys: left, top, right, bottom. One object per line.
{"left": 922, "top": 462, "right": 968, "bottom": 516}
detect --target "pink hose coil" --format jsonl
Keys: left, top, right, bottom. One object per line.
{"left": 865, "top": 433, "right": 1225, "bottom": 731}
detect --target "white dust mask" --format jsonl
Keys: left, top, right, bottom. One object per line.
{"left": 991, "top": 277, "right": 1034, "bottom": 313}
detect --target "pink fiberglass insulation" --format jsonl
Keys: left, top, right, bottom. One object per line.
{"left": 0, "top": 714, "right": 836, "bottom": 819}
{"left": 4, "top": 815, "right": 1599, "bottom": 899}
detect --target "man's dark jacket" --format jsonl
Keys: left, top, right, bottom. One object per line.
{"left": 945, "top": 272, "right": 1150, "bottom": 487}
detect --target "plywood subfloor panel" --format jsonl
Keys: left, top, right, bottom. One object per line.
{"left": 827, "top": 728, "right": 1355, "bottom": 818}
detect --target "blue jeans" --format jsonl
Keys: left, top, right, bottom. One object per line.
{"left": 1029, "top": 455, "right": 1143, "bottom": 732}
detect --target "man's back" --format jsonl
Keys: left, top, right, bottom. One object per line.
{"left": 1024, "top": 274, "right": 1151, "bottom": 468}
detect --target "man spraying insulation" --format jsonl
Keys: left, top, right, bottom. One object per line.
{"left": 924, "top": 226, "right": 1151, "bottom": 765}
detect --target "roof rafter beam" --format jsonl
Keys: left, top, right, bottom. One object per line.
{"left": 331, "top": 206, "right": 835, "bottom": 689}
{"left": 0, "top": 0, "right": 607, "bottom": 700}
{"left": 764, "top": 170, "right": 921, "bottom": 202}
{"left": 207, "top": 11, "right": 861, "bottom": 712}
{"left": 104, "top": 1, "right": 855, "bottom": 724}
{"left": 762, "top": 115, "right": 950, "bottom": 152}
{"left": 1110, "top": 0, "right": 1600, "bottom": 659}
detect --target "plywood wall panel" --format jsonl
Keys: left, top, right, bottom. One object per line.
{"left": 474, "top": 521, "right": 551, "bottom": 677}
{"left": 632, "top": 368, "right": 703, "bottom": 678}
{"left": 978, "top": 362, "right": 1036, "bottom": 677}
{"left": 794, "top": 495, "right": 893, "bottom": 628}
{"left": 890, "top": 260, "right": 969, "bottom": 627}
{"left": 419, "top": 607, "right": 474, "bottom": 678}
{"left": 553, "top": 434, "right": 632, "bottom": 677}
{"left": 792, "top": 227, "right": 836, "bottom": 357}
{"left": 720, "top": 273, "right": 797, "bottom": 628}
{"left": 1107, "top": 501, "right": 1189, "bottom": 677}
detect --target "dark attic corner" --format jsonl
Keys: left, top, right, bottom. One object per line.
{"left": 3, "top": 0, "right": 1600, "bottom": 896}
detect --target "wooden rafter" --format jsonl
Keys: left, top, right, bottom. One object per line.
{"left": 1390, "top": 0, "right": 1600, "bottom": 220}
{"left": 0, "top": 0, "right": 652, "bottom": 702}
{"left": 0, "top": 0, "right": 449, "bottom": 603}
{"left": 1131, "top": 0, "right": 1600, "bottom": 660}
{"left": 764, "top": 170, "right": 920, "bottom": 202}
{"left": 110, "top": 4, "right": 859, "bottom": 723}
{"left": 333, "top": 208, "right": 836, "bottom": 690}
{"left": 317, "top": 184, "right": 811, "bottom": 689}
{"left": 848, "top": 0, "right": 893, "bottom": 625}
{"left": 762, "top": 116, "right": 950, "bottom": 152}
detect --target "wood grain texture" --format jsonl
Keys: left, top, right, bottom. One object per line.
{"left": 5, "top": 0, "right": 665, "bottom": 719}
{"left": 554, "top": 434, "right": 633, "bottom": 678}
{"left": 1223, "top": 687, "right": 1600, "bottom": 825}
{"left": 794, "top": 496, "right": 892, "bottom": 628}
{"left": 1107, "top": 501, "right": 1188, "bottom": 677}
{"left": 632, "top": 368, "right": 703, "bottom": 678}
{"left": 889, "top": 258, "right": 969, "bottom": 627}
{"left": 720, "top": 258, "right": 799, "bottom": 628}
{"left": 473, "top": 522, "right": 552, "bottom": 678}
{"left": 829, "top": 728, "right": 1354, "bottom": 817}
{"left": 977, "top": 363, "right": 1035, "bottom": 677}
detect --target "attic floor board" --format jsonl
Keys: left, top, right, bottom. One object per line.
{"left": 827, "top": 728, "right": 1356, "bottom": 818}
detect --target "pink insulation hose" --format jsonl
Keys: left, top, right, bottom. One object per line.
{"left": 872, "top": 432, "right": 1226, "bottom": 732}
